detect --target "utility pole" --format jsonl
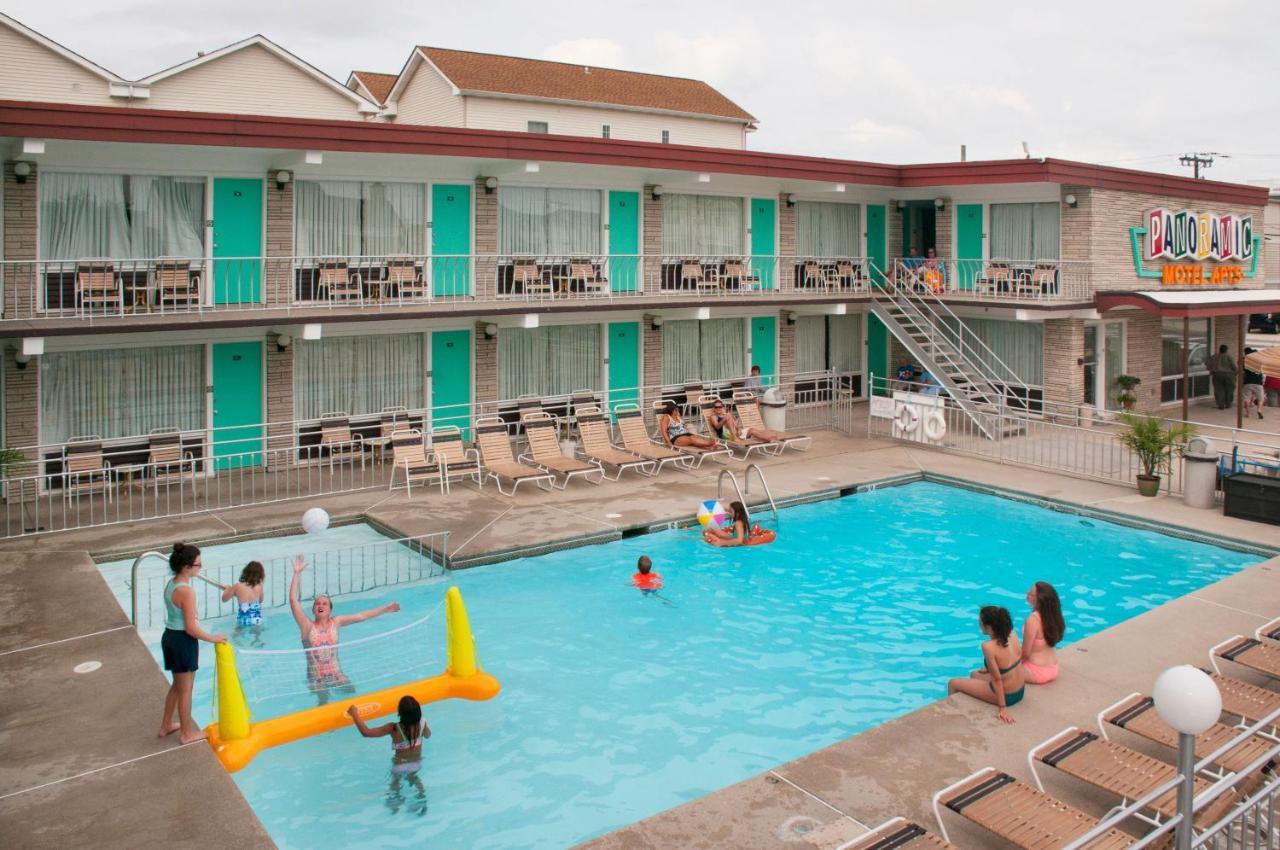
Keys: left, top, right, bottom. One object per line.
{"left": 1179, "top": 152, "right": 1217, "bottom": 179}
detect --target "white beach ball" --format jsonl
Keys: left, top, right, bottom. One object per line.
{"left": 302, "top": 507, "right": 330, "bottom": 535}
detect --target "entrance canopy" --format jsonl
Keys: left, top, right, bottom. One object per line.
{"left": 1095, "top": 289, "right": 1280, "bottom": 318}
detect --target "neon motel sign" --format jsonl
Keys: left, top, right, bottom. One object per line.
{"left": 1145, "top": 209, "right": 1253, "bottom": 263}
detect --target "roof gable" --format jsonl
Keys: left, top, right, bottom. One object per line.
{"left": 348, "top": 70, "right": 397, "bottom": 105}
{"left": 0, "top": 12, "right": 121, "bottom": 83}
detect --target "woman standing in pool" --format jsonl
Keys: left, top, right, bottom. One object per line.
{"left": 1020, "top": 581, "right": 1065, "bottom": 684}
{"left": 158, "top": 543, "right": 227, "bottom": 744}
{"left": 347, "top": 697, "right": 431, "bottom": 815}
{"left": 947, "top": 605, "right": 1024, "bottom": 725}
{"left": 289, "top": 555, "right": 400, "bottom": 703}
{"left": 658, "top": 401, "right": 719, "bottom": 450}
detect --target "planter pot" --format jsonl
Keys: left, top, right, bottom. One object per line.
{"left": 1136, "top": 474, "right": 1161, "bottom": 497}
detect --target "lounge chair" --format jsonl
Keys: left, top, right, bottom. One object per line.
{"left": 387, "top": 429, "right": 446, "bottom": 496}
{"left": 733, "top": 391, "right": 812, "bottom": 452}
{"left": 426, "top": 426, "right": 482, "bottom": 494}
{"left": 699, "top": 395, "right": 780, "bottom": 459}
{"left": 1099, "top": 692, "right": 1275, "bottom": 776}
{"left": 519, "top": 416, "right": 603, "bottom": 488}
{"left": 649, "top": 400, "right": 732, "bottom": 468}
{"left": 319, "top": 413, "right": 363, "bottom": 466}
{"left": 148, "top": 427, "right": 196, "bottom": 498}
{"left": 385, "top": 256, "right": 428, "bottom": 302}
{"left": 575, "top": 407, "right": 655, "bottom": 479}
{"left": 473, "top": 418, "right": 554, "bottom": 495}
{"left": 614, "top": 405, "right": 692, "bottom": 473}
{"left": 1212, "top": 635, "right": 1280, "bottom": 679}
{"left": 845, "top": 818, "right": 954, "bottom": 850}
{"left": 932, "top": 767, "right": 1135, "bottom": 848}
{"left": 76, "top": 260, "right": 123, "bottom": 315}
{"left": 1206, "top": 670, "right": 1280, "bottom": 726}
{"left": 318, "top": 260, "right": 361, "bottom": 304}
{"left": 155, "top": 259, "right": 201, "bottom": 310}
{"left": 62, "top": 436, "right": 115, "bottom": 504}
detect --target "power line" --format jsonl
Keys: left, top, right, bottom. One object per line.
{"left": 1179, "top": 151, "right": 1231, "bottom": 179}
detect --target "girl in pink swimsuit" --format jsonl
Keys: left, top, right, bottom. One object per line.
{"left": 1021, "top": 581, "right": 1065, "bottom": 684}
{"left": 288, "top": 555, "right": 401, "bottom": 704}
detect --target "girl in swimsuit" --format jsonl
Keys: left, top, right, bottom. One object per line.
{"left": 289, "top": 555, "right": 400, "bottom": 704}
{"left": 658, "top": 401, "right": 718, "bottom": 450}
{"left": 947, "top": 605, "right": 1025, "bottom": 725}
{"left": 217, "top": 560, "right": 265, "bottom": 634}
{"left": 1021, "top": 581, "right": 1065, "bottom": 684}
{"left": 157, "top": 543, "right": 227, "bottom": 744}
{"left": 347, "top": 696, "right": 431, "bottom": 815}
{"left": 703, "top": 500, "right": 762, "bottom": 547}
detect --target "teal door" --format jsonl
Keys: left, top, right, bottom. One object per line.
{"left": 866, "top": 204, "right": 886, "bottom": 286}
{"left": 607, "top": 321, "right": 640, "bottom": 411}
{"left": 750, "top": 198, "right": 776, "bottom": 289}
{"left": 212, "top": 341, "right": 263, "bottom": 470}
{"left": 956, "top": 204, "right": 983, "bottom": 290}
{"left": 608, "top": 191, "right": 639, "bottom": 292}
{"left": 212, "top": 178, "right": 263, "bottom": 304}
{"left": 750, "top": 316, "right": 776, "bottom": 384}
{"left": 867, "top": 315, "right": 889, "bottom": 396}
{"left": 432, "top": 184, "right": 471, "bottom": 297}
{"left": 431, "top": 329, "right": 472, "bottom": 435}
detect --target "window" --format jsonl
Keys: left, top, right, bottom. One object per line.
{"left": 499, "top": 325, "right": 601, "bottom": 398}
{"left": 661, "top": 194, "right": 744, "bottom": 256}
{"left": 661, "top": 318, "right": 744, "bottom": 383}
{"left": 796, "top": 202, "right": 861, "bottom": 257}
{"left": 601, "top": 125, "right": 610, "bottom": 139}
{"left": 1161, "top": 318, "right": 1212, "bottom": 402}
{"left": 795, "top": 315, "right": 863, "bottom": 374}
{"left": 295, "top": 181, "right": 425, "bottom": 258}
{"left": 498, "top": 187, "right": 602, "bottom": 257}
{"left": 527, "top": 121, "right": 549, "bottom": 134}
{"left": 989, "top": 202, "right": 1060, "bottom": 261}
{"left": 40, "top": 172, "right": 205, "bottom": 261}
{"left": 293, "top": 333, "right": 424, "bottom": 419}
{"left": 40, "top": 345, "right": 204, "bottom": 443}
{"left": 661, "top": 130, "right": 670, "bottom": 144}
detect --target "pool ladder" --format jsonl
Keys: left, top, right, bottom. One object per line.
{"left": 130, "top": 550, "right": 170, "bottom": 629}
{"left": 717, "top": 464, "right": 779, "bottom": 526}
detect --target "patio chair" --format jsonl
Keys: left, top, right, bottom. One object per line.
{"left": 426, "top": 426, "right": 483, "bottom": 494}
{"left": 318, "top": 260, "right": 361, "bottom": 304}
{"left": 845, "top": 818, "right": 955, "bottom": 850}
{"left": 62, "top": 436, "right": 114, "bottom": 504}
{"left": 975, "top": 262, "right": 1012, "bottom": 294}
{"left": 700, "top": 395, "right": 779, "bottom": 459}
{"left": 155, "top": 259, "right": 201, "bottom": 311}
{"left": 386, "top": 256, "right": 429, "bottom": 302}
{"left": 518, "top": 415, "right": 604, "bottom": 488}
{"left": 835, "top": 260, "right": 865, "bottom": 290}
{"left": 802, "top": 261, "right": 832, "bottom": 290}
{"left": 1213, "top": 635, "right": 1280, "bottom": 680}
{"left": 575, "top": 406, "right": 655, "bottom": 479}
{"left": 567, "top": 259, "right": 608, "bottom": 295}
{"left": 473, "top": 418, "right": 554, "bottom": 495}
{"left": 387, "top": 429, "right": 446, "bottom": 496}
{"left": 366, "top": 406, "right": 411, "bottom": 464}
{"left": 650, "top": 400, "right": 732, "bottom": 468}
{"left": 720, "top": 259, "right": 761, "bottom": 291}
{"left": 1099, "top": 692, "right": 1275, "bottom": 776}
{"left": 680, "top": 259, "right": 718, "bottom": 293}
{"left": 319, "top": 413, "right": 363, "bottom": 466}
{"left": 614, "top": 404, "right": 692, "bottom": 473}
{"left": 148, "top": 427, "right": 196, "bottom": 498}
{"left": 512, "top": 259, "right": 550, "bottom": 297}
{"left": 1027, "top": 262, "right": 1058, "bottom": 296}
{"left": 76, "top": 260, "right": 123, "bottom": 315}
{"left": 733, "top": 391, "right": 812, "bottom": 452}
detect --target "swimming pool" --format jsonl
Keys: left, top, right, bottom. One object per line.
{"left": 99, "top": 481, "right": 1260, "bottom": 849}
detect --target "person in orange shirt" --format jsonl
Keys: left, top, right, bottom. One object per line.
{"left": 631, "top": 555, "right": 663, "bottom": 594}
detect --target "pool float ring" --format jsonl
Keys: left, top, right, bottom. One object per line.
{"left": 894, "top": 405, "right": 920, "bottom": 434}
{"left": 703, "top": 525, "right": 776, "bottom": 547}
{"left": 922, "top": 410, "right": 947, "bottom": 441}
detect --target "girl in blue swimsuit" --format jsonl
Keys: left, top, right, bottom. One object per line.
{"left": 218, "top": 561, "right": 266, "bottom": 641}
{"left": 947, "top": 605, "right": 1025, "bottom": 724}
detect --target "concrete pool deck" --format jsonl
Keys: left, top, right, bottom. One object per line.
{"left": 1, "top": 431, "right": 1278, "bottom": 848}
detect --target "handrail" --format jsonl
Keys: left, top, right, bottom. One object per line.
{"left": 743, "top": 463, "right": 779, "bottom": 525}
{"left": 716, "top": 466, "right": 779, "bottom": 527}
{"left": 130, "top": 549, "right": 169, "bottom": 628}
{"left": 717, "top": 469, "right": 747, "bottom": 514}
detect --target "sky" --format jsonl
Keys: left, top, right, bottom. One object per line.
{"left": 16, "top": 0, "right": 1280, "bottom": 185}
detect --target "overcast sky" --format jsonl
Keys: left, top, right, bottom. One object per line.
{"left": 18, "top": 0, "right": 1280, "bottom": 185}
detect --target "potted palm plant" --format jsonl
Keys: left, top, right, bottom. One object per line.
{"left": 1115, "top": 414, "right": 1194, "bottom": 497}
{"left": 1114, "top": 374, "right": 1141, "bottom": 411}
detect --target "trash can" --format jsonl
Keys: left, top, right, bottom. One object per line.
{"left": 759, "top": 387, "right": 788, "bottom": 432}
{"left": 1183, "top": 436, "right": 1219, "bottom": 509}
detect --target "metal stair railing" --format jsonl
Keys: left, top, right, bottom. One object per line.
{"left": 717, "top": 466, "right": 778, "bottom": 527}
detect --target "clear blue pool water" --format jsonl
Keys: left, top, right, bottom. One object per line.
{"left": 99, "top": 481, "right": 1260, "bottom": 850}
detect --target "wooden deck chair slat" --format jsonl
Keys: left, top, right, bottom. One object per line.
{"left": 1104, "top": 693, "right": 1274, "bottom": 775}
{"left": 474, "top": 420, "right": 553, "bottom": 495}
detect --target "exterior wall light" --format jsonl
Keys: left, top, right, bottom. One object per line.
{"left": 650, "top": 315, "right": 664, "bottom": 330}
{"left": 484, "top": 323, "right": 498, "bottom": 338}
{"left": 1064, "top": 194, "right": 1078, "bottom": 208}
{"left": 275, "top": 333, "right": 292, "bottom": 352}
{"left": 896, "top": 200, "right": 907, "bottom": 210}
{"left": 483, "top": 176, "right": 498, "bottom": 194}
{"left": 650, "top": 185, "right": 664, "bottom": 201}
{"left": 785, "top": 193, "right": 798, "bottom": 208}
{"left": 275, "top": 170, "right": 292, "bottom": 190}
{"left": 13, "top": 161, "right": 32, "bottom": 184}
{"left": 786, "top": 311, "right": 798, "bottom": 325}
{"left": 933, "top": 198, "right": 945, "bottom": 210}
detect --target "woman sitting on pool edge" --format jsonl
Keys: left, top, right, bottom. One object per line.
{"left": 1021, "top": 581, "right": 1065, "bottom": 684}
{"left": 658, "top": 400, "right": 719, "bottom": 451}
{"left": 947, "top": 605, "right": 1025, "bottom": 725}
{"left": 703, "top": 501, "right": 772, "bottom": 547}
{"left": 347, "top": 696, "right": 430, "bottom": 815}
{"left": 289, "top": 555, "right": 400, "bottom": 703}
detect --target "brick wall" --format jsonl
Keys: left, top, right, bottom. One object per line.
{"left": 642, "top": 316, "right": 662, "bottom": 388}
{"left": 4, "top": 355, "right": 38, "bottom": 475}
{"left": 4, "top": 161, "right": 37, "bottom": 319}
{"left": 265, "top": 334, "right": 294, "bottom": 457}
{"left": 474, "top": 322, "right": 497, "bottom": 404}
{"left": 1214, "top": 315, "right": 1247, "bottom": 360}
{"left": 1125, "top": 314, "right": 1164, "bottom": 413}
{"left": 1042, "top": 318, "right": 1084, "bottom": 410}
{"left": 777, "top": 310, "right": 796, "bottom": 399}
{"left": 643, "top": 188, "right": 662, "bottom": 293}
{"left": 1267, "top": 200, "right": 1280, "bottom": 286}
{"left": 474, "top": 179, "right": 497, "bottom": 300}
{"left": 1060, "top": 186, "right": 1093, "bottom": 263}
{"left": 265, "top": 171, "right": 293, "bottom": 307}
{"left": 887, "top": 203, "right": 902, "bottom": 265}
{"left": 778, "top": 195, "right": 796, "bottom": 290}
{"left": 934, "top": 203, "right": 953, "bottom": 258}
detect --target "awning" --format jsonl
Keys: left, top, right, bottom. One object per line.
{"left": 1245, "top": 346, "right": 1280, "bottom": 379}
{"left": 1095, "top": 289, "right": 1280, "bottom": 318}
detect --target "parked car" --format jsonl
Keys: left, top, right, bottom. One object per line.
{"left": 1249, "top": 313, "right": 1279, "bottom": 333}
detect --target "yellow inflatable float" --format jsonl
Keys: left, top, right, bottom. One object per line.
{"left": 206, "top": 586, "right": 500, "bottom": 772}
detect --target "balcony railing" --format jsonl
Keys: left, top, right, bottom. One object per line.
{"left": 892, "top": 257, "right": 1093, "bottom": 303}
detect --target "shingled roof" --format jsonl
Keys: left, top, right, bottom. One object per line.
{"left": 349, "top": 71, "right": 397, "bottom": 105}
{"left": 417, "top": 46, "right": 755, "bottom": 122}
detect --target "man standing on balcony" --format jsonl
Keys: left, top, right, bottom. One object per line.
{"left": 1207, "top": 344, "right": 1236, "bottom": 410}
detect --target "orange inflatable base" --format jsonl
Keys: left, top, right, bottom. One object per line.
{"left": 206, "top": 671, "right": 501, "bottom": 772}
{"left": 702, "top": 527, "right": 776, "bottom": 547}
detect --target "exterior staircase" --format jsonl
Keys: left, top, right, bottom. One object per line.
{"left": 868, "top": 262, "right": 1034, "bottom": 440}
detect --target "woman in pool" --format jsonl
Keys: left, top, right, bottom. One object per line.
{"left": 658, "top": 400, "right": 719, "bottom": 451}
{"left": 947, "top": 605, "right": 1024, "bottom": 725}
{"left": 347, "top": 696, "right": 430, "bottom": 815}
{"left": 289, "top": 555, "right": 400, "bottom": 703}
{"left": 158, "top": 543, "right": 227, "bottom": 744}
{"left": 1021, "top": 581, "right": 1065, "bottom": 684}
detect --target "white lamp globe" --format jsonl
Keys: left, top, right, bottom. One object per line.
{"left": 301, "top": 507, "right": 330, "bottom": 535}
{"left": 1152, "top": 665, "right": 1222, "bottom": 735}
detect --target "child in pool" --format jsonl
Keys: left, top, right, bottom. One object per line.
{"left": 218, "top": 561, "right": 266, "bottom": 630}
{"left": 347, "top": 697, "right": 430, "bottom": 815}
{"left": 632, "top": 555, "right": 663, "bottom": 592}
{"left": 703, "top": 501, "right": 767, "bottom": 547}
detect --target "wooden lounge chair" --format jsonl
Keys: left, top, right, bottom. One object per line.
{"left": 62, "top": 436, "right": 114, "bottom": 504}
{"left": 720, "top": 259, "right": 761, "bottom": 291}
{"left": 567, "top": 259, "right": 608, "bottom": 295}
{"left": 614, "top": 405, "right": 692, "bottom": 472}
{"left": 386, "top": 256, "right": 428, "bottom": 302}
{"left": 319, "top": 413, "right": 363, "bottom": 466}
{"left": 575, "top": 406, "right": 655, "bottom": 479}
{"left": 733, "top": 391, "right": 812, "bottom": 452}
{"left": 975, "top": 262, "right": 1012, "bottom": 294}
{"left": 845, "top": 818, "right": 955, "bottom": 850}
{"left": 700, "top": 395, "right": 779, "bottom": 459}
{"left": 932, "top": 767, "right": 1136, "bottom": 848}
{"left": 426, "top": 426, "right": 482, "bottom": 494}
{"left": 318, "top": 260, "right": 361, "bottom": 304}
{"left": 1212, "top": 635, "right": 1280, "bottom": 679}
{"left": 1099, "top": 692, "right": 1275, "bottom": 776}
{"left": 76, "top": 260, "right": 123, "bottom": 315}
{"left": 155, "top": 259, "right": 201, "bottom": 310}
{"left": 1206, "top": 670, "right": 1280, "bottom": 727}
{"left": 473, "top": 418, "right": 554, "bottom": 495}
{"left": 387, "top": 429, "right": 445, "bottom": 496}
{"left": 512, "top": 259, "right": 549, "bottom": 297}
{"left": 650, "top": 400, "right": 732, "bottom": 468}
{"left": 518, "top": 416, "right": 603, "bottom": 488}
{"left": 148, "top": 427, "right": 196, "bottom": 498}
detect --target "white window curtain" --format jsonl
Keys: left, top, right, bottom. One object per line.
{"left": 362, "top": 182, "right": 426, "bottom": 256}
{"left": 296, "top": 181, "right": 360, "bottom": 258}
{"left": 661, "top": 320, "right": 702, "bottom": 384}
{"left": 40, "top": 173, "right": 205, "bottom": 261}
{"left": 796, "top": 202, "right": 860, "bottom": 257}
{"left": 829, "top": 315, "right": 863, "bottom": 373}
{"left": 297, "top": 181, "right": 424, "bottom": 258}
{"left": 498, "top": 324, "right": 601, "bottom": 398}
{"left": 795, "top": 316, "right": 827, "bottom": 373}
{"left": 989, "top": 202, "right": 1060, "bottom": 261}
{"left": 944, "top": 318, "right": 1044, "bottom": 385}
{"left": 294, "top": 334, "right": 424, "bottom": 418}
{"left": 499, "top": 187, "right": 601, "bottom": 257}
{"left": 40, "top": 345, "right": 204, "bottom": 443}
{"left": 661, "top": 194, "right": 744, "bottom": 256}
{"left": 661, "top": 318, "right": 744, "bottom": 383}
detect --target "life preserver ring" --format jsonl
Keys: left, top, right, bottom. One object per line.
{"left": 895, "top": 405, "right": 920, "bottom": 434}
{"left": 922, "top": 410, "right": 947, "bottom": 441}
{"left": 703, "top": 526, "right": 776, "bottom": 547}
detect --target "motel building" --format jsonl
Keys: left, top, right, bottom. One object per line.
{"left": 0, "top": 12, "right": 1277, "bottom": 532}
